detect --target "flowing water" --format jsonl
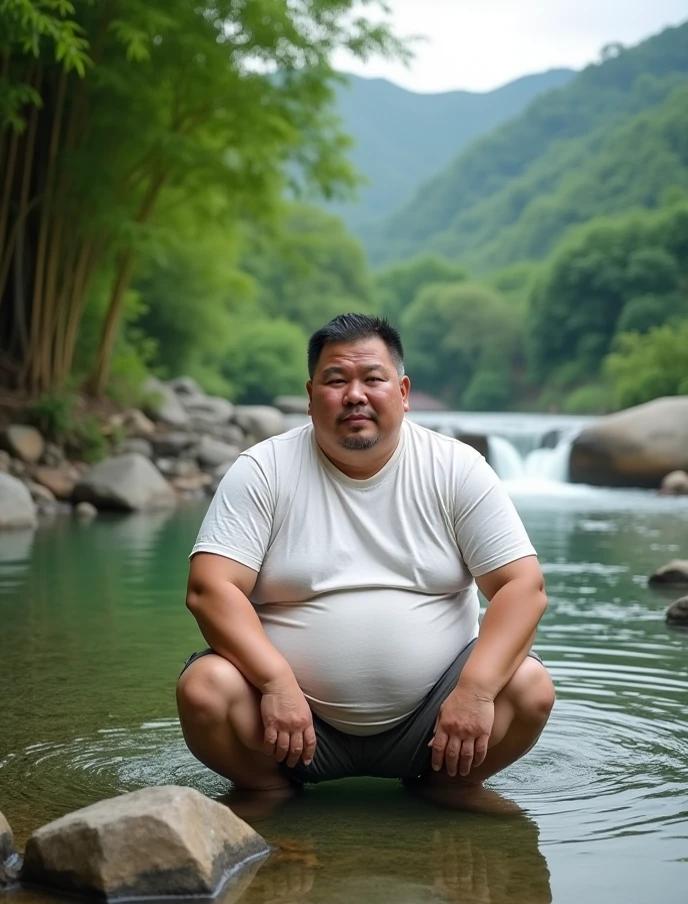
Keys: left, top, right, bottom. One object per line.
{"left": 1, "top": 414, "right": 687, "bottom": 903}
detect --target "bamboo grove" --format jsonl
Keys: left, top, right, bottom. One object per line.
{"left": 0, "top": 0, "right": 401, "bottom": 396}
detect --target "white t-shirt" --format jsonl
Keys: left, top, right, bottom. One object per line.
{"left": 191, "top": 419, "right": 536, "bottom": 736}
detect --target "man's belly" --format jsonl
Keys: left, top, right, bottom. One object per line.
{"left": 256, "top": 588, "right": 479, "bottom": 736}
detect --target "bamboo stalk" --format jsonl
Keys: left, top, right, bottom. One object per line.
{"left": 27, "top": 67, "right": 68, "bottom": 392}
{"left": 60, "top": 240, "right": 101, "bottom": 383}
{"left": 0, "top": 129, "right": 20, "bottom": 296}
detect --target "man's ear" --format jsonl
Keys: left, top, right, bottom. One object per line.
{"left": 306, "top": 380, "right": 313, "bottom": 416}
{"left": 400, "top": 375, "right": 411, "bottom": 412}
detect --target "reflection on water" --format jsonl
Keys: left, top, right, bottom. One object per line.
{"left": 1, "top": 488, "right": 688, "bottom": 903}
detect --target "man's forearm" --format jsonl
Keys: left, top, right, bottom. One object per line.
{"left": 186, "top": 580, "right": 296, "bottom": 692}
{"left": 458, "top": 578, "right": 547, "bottom": 700}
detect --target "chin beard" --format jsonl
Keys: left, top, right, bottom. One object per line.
{"left": 339, "top": 433, "right": 380, "bottom": 451}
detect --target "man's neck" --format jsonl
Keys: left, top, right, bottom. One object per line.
{"left": 317, "top": 430, "right": 402, "bottom": 480}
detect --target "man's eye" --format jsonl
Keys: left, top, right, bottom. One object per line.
{"left": 327, "top": 380, "right": 345, "bottom": 385}
{"left": 366, "top": 377, "right": 383, "bottom": 383}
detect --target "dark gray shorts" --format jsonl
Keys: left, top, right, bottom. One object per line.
{"left": 181, "top": 640, "right": 543, "bottom": 784}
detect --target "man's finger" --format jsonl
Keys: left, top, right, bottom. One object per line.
{"left": 473, "top": 734, "right": 489, "bottom": 768}
{"left": 445, "top": 740, "right": 461, "bottom": 777}
{"left": 303, "top": 724, "right": 317, "bottom": 765}
{"left": 274, "top": 730, "right": 290, "bottom": 762}
{"left": 286, "top": 731, "right": 304, "bottom": 768}
{"left": 459, "top": 738, "right": 475, "bottom": 777}
{"left": 431, "top": 729, "right": 448, "bottom": 772}
{"left": 263, "top": 725, "right": 278, "bottom": 757}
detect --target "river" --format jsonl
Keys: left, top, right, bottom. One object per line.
{"left": 1, "top": 412, "right": 687, "bottom": 903}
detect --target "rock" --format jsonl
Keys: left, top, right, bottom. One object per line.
{"left": 233, "top": 406, "right": 285, "bottom": 442}
{"left": 666, "top": 596, "right": 688, "bottom": 628}
{"left": 118, "top": 437, "right": 154, "bottom": 458}
{"left": 570, "top": 397, "right": 688, "bottom": 488}
{"left": 74, "top": 501, "right": 98, "bottom": 520}
{"left": 183, "top": 395, "right": 235, "bottom": 427}
{"left": 152, "top": 431, "right": 195, "bottom": 457}
{"left": 33, "top": 465, "right": 78, "bottom": 501}
{"left": 73, "top": 454, "right": 176, "bottom": 512}
{"left": 196, "top": 436, "right": 241, "bottom": 470}
{"left": 1, "top": 424, "right": 45, "bottom": 464}
{"left": 0, "top": 450, "right": 10, "bottom": 471}
{"left": 169, "top": 375, "right": 204, "bottom": 397}
{"left": 41, "top": 442, "right": 65, "bottom": 467}
{"left": 26, "top": 480, "right": 56, "bottom": 505}
{"left": 0, "top": 811, "right": 20, "bottom": 889}
{"left": 274, "top": 395, "right": 309, "bottom": 415}
{"left": 198, "top": 423, "right": 246, "bottom": 446}
{"left": 122, "top": 409, "right": 157, "bottom": 439}
{"left": 457, "top": 433, "right": 489, "bottom": 459}
{"left": 156, "top": 457, "right": 199, "bottom": 479}
{"left": 9, "top": 458, "right": 26, "bottom": 477}
{"left": 660, "top": 470, "right": 688, "bottom": 496}
{"left": 21, "top": 785, "right": 270, "bottom": 900}
{"left": 171, "top": 473, "right": 212, "bottom": 494}
{"left": 0, "top": 473, "right": 37, "bottom": 529}
{"left": 648, "top": 560, "right": 688, "bottom": 588}
{"left": 142, "top": 377, "right": 190, "bottom": 428}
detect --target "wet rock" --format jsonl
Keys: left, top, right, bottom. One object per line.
{"left": 233, "top": 406, "right": 285, "bottom": 442}
{"left": 1, "top": 424, "right": 45, "bottom": 464}
{"left": 33, "top": 465, "right": 78, "bottom": 501}
{"left": 570, "top": 397, "right": 688, "bottom": 488}
{"left": 119, "top": 437, "right": 154, "bottom": 458}
{"left": 73, "top": 454, "right": 176, "bottom": 512}
{"left": 0, "top": 473, "right": 37, "bottom": 529}
{"left": 648, "top": 560, "right": 688, "bottom": 588}
{"left": 143, "top": 377, "right": 190, "bottom": 428}
{"left": 196, "top": 436, "right": 241, "bottom": 470}
{"left": 21, "top": 785, "right": 270, "bottom": 900}
{"left": 666, "top": 597, "right": 688, "bottom": 628}
{"left": 74, "top": 501, "right": 98, "bottom": 520}
{"left": 660, "top": 470, "right": 688, "bottom": 496}
{"left": 152, "top": 432, "right": 195, "bottom": 458}
{"left": 0, "top": 811, "right": 20, "bottom": 888}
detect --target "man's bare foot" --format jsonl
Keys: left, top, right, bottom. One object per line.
{"left": 405, "top": 777, "right": 525, "bottom": 815}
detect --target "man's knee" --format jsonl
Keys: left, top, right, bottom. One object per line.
{"left": 176, "top": 654, "right": 251, "bottom": 724}
{"left": 504, "top": 658, "right": 555, "bottom": 725}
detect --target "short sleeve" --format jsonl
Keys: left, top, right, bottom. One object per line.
{"left": 190, "top": 453, "right": 275, "bottom": 571}
{"left": 453, "top": 454, "right": 537, "bottom": 577}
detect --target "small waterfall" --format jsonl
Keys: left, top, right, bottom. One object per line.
{"left": 488, "top": 435, "right": 574, "bottom": 483}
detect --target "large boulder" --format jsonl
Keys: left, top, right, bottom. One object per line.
{"left": 666, "top": 597, "right": 688, "bottom": 628}
{"left": 1, "top": 811, "right": 20, "bottom": 888}
{"left": 1, "top": 424, "right": 44, "bottom": 464}
{"left": 660, "top": 470, "right": 688, "bottom": 496}
{"left": 73, "top": 454, "right": 176, "bottom": 512}
{"left": 648, "top": 560, "right": 688, "bottom": 588}
{"left": 0, "top": 473, "right": 37, "bottom": 529}
{"left": 21, "top": 786, "right": 270, "bottom": 900}
{"left": 570, "top": 397, "right": 688, "bottom": 488}
{"left": 233, "top": 406, "right": 285, "bottom": 442}
{"left": 143, "top": 377, "right": 190, "bottom": 428}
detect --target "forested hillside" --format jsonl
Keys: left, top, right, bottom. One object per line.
{"left": 368, "top": 22, "right": 688, "bottom": 270}
{"left": 329, "top": 69, "right": 574, "bottom": 233}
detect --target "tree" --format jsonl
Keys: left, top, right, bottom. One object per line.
{"left": 374, "top": 254, "right": 467, "bottom": 324}
{"left": 0, "top": 0, "right": 404, "bottom": 394}
{"left": 604, "top": 320, "right": 688, "bottom": 407}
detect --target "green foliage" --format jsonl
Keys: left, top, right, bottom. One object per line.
{"left": 26, "top": 390, "right": 75, "bottom": 440}
{"left": 369, "top": 22, "right": 688, "bottom": 270}
{"left": 375, "top": 254, "right": 467, "bottom": 324}
{"left": 68, "top": 416, "right": 108, "bottom": 464}
{"left": 604, "top": 321, "right": 688, "bottom": 408}
{"left": 561, "top": 383, "right": 615, "bottom": 414}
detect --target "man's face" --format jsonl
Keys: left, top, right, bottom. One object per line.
{"left": 306, "top": 338, "right": 410, "bottom": 457}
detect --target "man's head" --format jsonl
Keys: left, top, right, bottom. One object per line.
{"left": 306, "top": 314, "right": 410, "bottom": 475}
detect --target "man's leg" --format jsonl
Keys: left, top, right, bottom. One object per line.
{"left": 176, "top": 653, "right": 292, "bottom": 792}
{"left": 419, "top": 657, "right": 554, "bottom": 791}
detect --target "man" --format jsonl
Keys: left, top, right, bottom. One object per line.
{"left": 177, "top": 313, "right": 554, "bottom": 799}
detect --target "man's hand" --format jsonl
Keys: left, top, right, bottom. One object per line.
{"left": 429, "top": 685, "right": 495, "bottom": 777}
{"left": 260, "top": 677, "right": 317, "bottom": 768}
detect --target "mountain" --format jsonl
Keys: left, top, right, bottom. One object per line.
{"left": 329, "top": 69, "right": 576, "bottom": 233}
{"left": 367, "top": 21, "right": 688, "bottom": 271}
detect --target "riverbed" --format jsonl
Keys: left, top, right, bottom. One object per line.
{"left": 1, "top": 444, "right": 687, "bottom": 902}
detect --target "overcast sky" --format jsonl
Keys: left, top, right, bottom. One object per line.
{"left": 333, "top": 0, "right": 688, "bottom": 93}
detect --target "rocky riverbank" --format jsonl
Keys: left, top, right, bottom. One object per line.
{"left": 0, "top": 377, "right": 287, "bottom": 529}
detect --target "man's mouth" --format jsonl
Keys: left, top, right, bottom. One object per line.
{"left": 341, "top": 413, "right": 373, "bottom": 423}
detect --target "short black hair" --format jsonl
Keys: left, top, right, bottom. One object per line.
{"left": 307, "top": 313, "right": 405, "bottom": 379}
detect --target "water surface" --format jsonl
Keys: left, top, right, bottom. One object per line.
{"left": 1, "top": 483, "right": 687, "bottom": 903}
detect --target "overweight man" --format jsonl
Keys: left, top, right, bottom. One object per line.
{"left": 177, "top": 313, "right": 554, "bottom": 799}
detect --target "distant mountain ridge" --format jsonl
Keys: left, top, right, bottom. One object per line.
{"left": 329, "top": 68, "right": 576, "bottom": 233}
{"left": 366, "top": 21, "right": 688, "bottom": 270}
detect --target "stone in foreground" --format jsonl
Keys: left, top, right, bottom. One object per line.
{"left": 1, "top": 810, "right": 20, "bottom": 888}
{"left": 666, "top": 597, "right": 688, "bottom": 628}
{"left": 73, "top": 454, "right": 176, "bottom": 512}
{"left": 0, "top": 473, "right": 37, "bottom": 529}
{"left": 660, "top": 470, "right": 688, "bottom": 495}
{"left": 648, "top": 560, "right": 688, "bottom": 588}
{"left": 21, "top": 786, "right": 271, "bottom": 900}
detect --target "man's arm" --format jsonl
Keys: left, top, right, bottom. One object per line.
{"left": 186, "top": 552, "right": 316, "bottom": 767}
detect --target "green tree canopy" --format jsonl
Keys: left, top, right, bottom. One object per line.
{"left": 605, "top": 320, "right": 688, "bottom": 408}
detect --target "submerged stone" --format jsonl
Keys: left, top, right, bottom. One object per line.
{"left": 21, "top": 785, "right": 271, "bottom": 900}
{"left": 648, "top": 560, "right": 688, "bottom": 588}
{"left": 666, "top": 597, "right": 688, "bottom": 628}
{"left": 0, "top": 810, "right": 20, "bottom": 888}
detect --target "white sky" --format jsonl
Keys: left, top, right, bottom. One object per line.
{"left": 333, "top": 0, "right": 688, "bottom": 93}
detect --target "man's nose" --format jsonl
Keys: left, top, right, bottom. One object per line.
{"left": 343, "top": 380, "right": 367, "bottom": 405}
